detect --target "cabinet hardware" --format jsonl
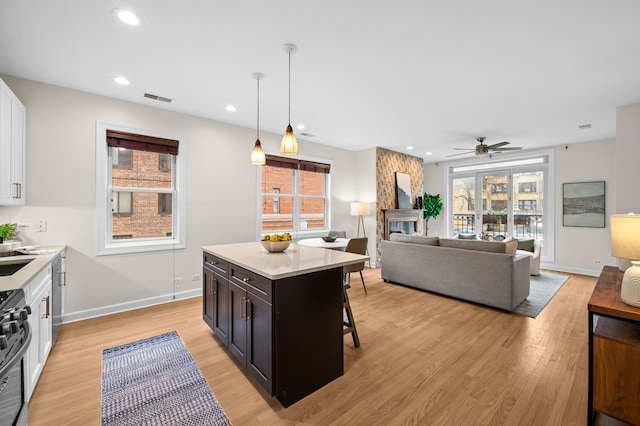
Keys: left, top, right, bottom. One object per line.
{"left": 240, "top": 296, "right": 246, "bottom": 319}
{"left": 211, "top": 276, "right": 217, "bottom": 295}
{"left": 42, "top": 295, "right": 50, "bottom": 319}
{"left": 245, "top": 299, "right": 251, "bottom": 321}
{"left": 242, "top": 277, "right": 251, "bottom": 283}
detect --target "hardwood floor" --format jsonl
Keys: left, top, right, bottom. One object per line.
{"left": 27, "top": 269, "right": 627, "bottom": 425}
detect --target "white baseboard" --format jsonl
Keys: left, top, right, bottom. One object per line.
{"left": 62, "top": 288, "right": 201, "bottom": 324}
{"left": 540, "top": 262, "right": 601, "bottom": 277}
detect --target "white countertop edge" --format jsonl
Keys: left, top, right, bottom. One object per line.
{"left": 203, "top": 242, "right": 369, "bottom": 280}
{"left": 0, "top": 246, "right": 67, "bottom": 292}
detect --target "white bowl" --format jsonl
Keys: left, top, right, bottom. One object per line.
{"left": 261, "top": 240, "right": 291, "bottom": 253}
{"left": 0, "top": 241, "right": 20, "bottom": 253}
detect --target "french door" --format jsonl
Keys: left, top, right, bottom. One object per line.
{"left": 451, "top": 168, "right": 545, "bottom": 243}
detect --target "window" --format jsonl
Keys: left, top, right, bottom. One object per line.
{"left": 113, "top": 149, "right": 132, "bottom": 168}
{"left": 158, "top": 193, "right": 172, "bottom": 215}
{"left": 448, "top": 153, "right": 553, "bottom": 261}
{"left": 273, "top": 188, "right": 280, "bottom": 213}
{"left": 259, "top": 155, "right": 330, "bottom": 235}
{"left": 518, "top": 200, "right": 537, "bottom": 211}
{"left": 491, "top": 183, "right": 507, "bottom": 193}
{"left": 519, "top": 182, "right": 537, "bottom": 193}
{"left": 112, "top": 191, "right": 132, "bottom": 216}
{"left": 96, "top": 123, "right": 186, "bottom": 255}
{"left": 158, "top": 153, "right": 171, "bottom": 172}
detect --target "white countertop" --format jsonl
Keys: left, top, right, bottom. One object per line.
{"left": 202, "top": 242, "right": 369, "bottom": 280}
{"left": 0, "top": 246, "right": 66, "bottom": 292}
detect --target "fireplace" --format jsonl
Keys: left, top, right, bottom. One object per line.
{"left": 383, "top": 209, "right": 422, "bottom": 240}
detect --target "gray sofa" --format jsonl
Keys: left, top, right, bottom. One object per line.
{"left": 381, "top": 234, "right": 530, "bottom": 311}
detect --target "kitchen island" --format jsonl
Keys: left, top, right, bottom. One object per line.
{"left": 201, "top": 242, "right": 368, "bottom": 407}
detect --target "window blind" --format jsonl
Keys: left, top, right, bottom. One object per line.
{"left": 106, "top": 129, "right": 179, "bottom": 155}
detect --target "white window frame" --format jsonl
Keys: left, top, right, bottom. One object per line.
{"left": 444, "top": 149, "right": 554, "bottom": 263}
{"left": 95, "top": 121, "right": 186, "bottom": 255}
{"left": 256, "top": 153, "right": 332, "bottom": 239}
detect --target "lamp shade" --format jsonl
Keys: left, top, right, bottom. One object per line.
{"left": 350, "top": 202, "right": 371, "bottom": 216}
{"left": 611, "top": 214, "right": 640, "bottom": 259}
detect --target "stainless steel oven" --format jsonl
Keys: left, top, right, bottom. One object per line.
{"left": 0, "top": 289, "right": 31, "bottom": 426}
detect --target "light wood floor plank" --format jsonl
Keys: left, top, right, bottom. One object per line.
{"left": 27, "top": 268, "right": 629, "bottom": 425}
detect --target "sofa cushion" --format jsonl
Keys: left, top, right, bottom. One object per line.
{"left": 439, "top": 238, "right": 508, "bottom": 253}
{"left": 517, "top": 239, "right": 535, "bottom": 252}
{"left": 390, "top": 233, "right": 439, "bottom": 246}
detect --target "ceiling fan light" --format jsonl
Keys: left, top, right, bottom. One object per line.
{"left": 280, "top": 124, "right": 298, "bottom": 155}
{"left": 251, "top": 139, "right": 266, "bottom": 165}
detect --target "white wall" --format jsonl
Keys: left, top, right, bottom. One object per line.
{"left": 423, "top": 139, "right": 618, "bottom": 276}
{"left": 615, "top": 103, "right": 640, "bottom": 214}
{"left": 0, "top": 75, "right": 359, "bottom": 320}
{"left": 552, "top": 139, "right": 617, "bottom": 275}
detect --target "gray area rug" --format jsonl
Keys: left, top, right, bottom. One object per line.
{"left": 513, "top": 272, "right": 569, "bottom": 318}
{"left": 101, "top": 331, "right": 231, "bottom": 426}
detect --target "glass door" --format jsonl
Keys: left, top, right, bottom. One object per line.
{"left": 451, "top": 176, "right": 476, "bottom": 235}
{"left": 479, "top": 172, "right": 510, "bottom": 240}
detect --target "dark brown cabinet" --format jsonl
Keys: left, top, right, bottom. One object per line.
{"left": 202, "top": 250, "right": 344, "bottom": 407}
{"left": 203, "top": 254, "right": 230, "bottom": 345}
{"left": 588, "top": 266, "right": 640, "bottom": 426}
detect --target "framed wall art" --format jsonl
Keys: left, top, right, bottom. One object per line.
{"left": 562, "top": 181, "right": 605, "bottom": 228}
{"left": 395, "top": 172, "right": 412, "bottom": 209}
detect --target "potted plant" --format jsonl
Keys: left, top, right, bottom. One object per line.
{"left": 423, "top": 193, "right": 443, "bottom": 236}
{"left": 0, "top": 223, "right": 19, "bottom": 244}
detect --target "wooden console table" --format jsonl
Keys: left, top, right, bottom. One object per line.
{"left": 588, "top": 266, "right": 640, "bottom": 425}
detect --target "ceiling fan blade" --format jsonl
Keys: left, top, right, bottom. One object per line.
{"left": 492, "top": 146, "right": 522, "bottom": 151}
{"left": 486, "top": 141, "right": 510, "bottom": 149}
{"left": 446, "top": 151, "right": 474, "bottom": 158}
{"left": 452, "top": 148, "right": 476, "bottom": 151}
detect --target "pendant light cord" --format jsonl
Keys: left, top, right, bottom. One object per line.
{"left": 257, "top": 76, "right": 260, "bottom": 139}
{"left": 288, "top": 50, "right": 291, "bottom": 124}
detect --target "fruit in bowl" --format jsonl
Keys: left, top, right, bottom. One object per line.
{"left": 261, "top": 233, "right": 292, "bottom": 252}
{"left": 322, "top": 236, "right": 337, "bottom": 242}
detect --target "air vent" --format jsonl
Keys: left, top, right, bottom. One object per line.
{"left": 579, "top": 124, "right": 592, "bottom": 129}
{"left": 144, "top": 93, "right": 173, "bottom": 103}
{"left": 299, "top": 132, "right": 315, "bottom": 137}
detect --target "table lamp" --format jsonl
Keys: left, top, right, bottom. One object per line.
{"left": 610, "top": 213, "right": 640, "bottom": 307}
{"left": 350, "top": 202, "right": 371, "bottom": 238}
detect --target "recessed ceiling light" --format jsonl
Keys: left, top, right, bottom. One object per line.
{"left": 297, "top": 124, "right": 305, "bottom": 130}
{"left": 425, "top": 151, "right": 433, "bottom": 156}
{"left": 114, "top": 9, "right": 141, "bottom": 26}
{"left": 113, "top": 76, "right": 130, "bottom": 85}
{"left": 225, "top": 105, "right": 236, "bottom": 112}
{"left": 407, "top": 146, "right": 414, "bottom": 150}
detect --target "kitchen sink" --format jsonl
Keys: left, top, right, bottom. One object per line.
{"left": 0, "top": 259, "right": 33, "bottom": 276}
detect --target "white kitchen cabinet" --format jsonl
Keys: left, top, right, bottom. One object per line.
{"left": 0, "top": 77, "right": 26, "bottom": 205}
{"left": 24, "top": 264, "right": 52, "bottom": 401}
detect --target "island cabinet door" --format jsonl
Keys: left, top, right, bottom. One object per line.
{"left": 213, "top": 275, "right": 230, "bottom": 345}
{"left": 246, "top": 292, "right": 273, "bottom": 392}
{"left": 229, "top": 281, "right": 248, "bottom": 365}
{"left": 202, "top": 268, "right": 215, "bottom": 329}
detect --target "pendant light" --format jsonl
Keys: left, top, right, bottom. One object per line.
{"left": 280, "top": 44, "right": 298, "bottom": 156}
{"left": 250, "top": 72, "right": 266, "bottom": 165}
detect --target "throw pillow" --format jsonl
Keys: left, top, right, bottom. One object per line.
{"left": 504, "top": 239, "right": 518, "bottom": 255}
{"left": 517, "top": 239, "right": 535, "bottom": 252}
{"left": 457, "top": 233, "right": 477, "bottom": 240}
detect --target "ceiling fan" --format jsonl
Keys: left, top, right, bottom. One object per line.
{"left": 447, "top": 137, "right": 523, "bottom": 157}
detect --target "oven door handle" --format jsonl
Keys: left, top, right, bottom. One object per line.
{"left": 0, "top": 321, "right": 32, "bottom": 379}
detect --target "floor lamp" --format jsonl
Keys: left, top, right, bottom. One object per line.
{"left": 350, "top": 202, "right": 371, "bottom": 238}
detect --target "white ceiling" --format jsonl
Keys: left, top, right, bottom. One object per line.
{"left": 1, "top": 0, "right": 640, "bottom": 162}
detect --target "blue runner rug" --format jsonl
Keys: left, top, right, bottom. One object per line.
{"left": 101, "top": 331, "right": 231, "bottom": 426}
{"left": 513, "top": 272, "right": 569, "bottom": 318}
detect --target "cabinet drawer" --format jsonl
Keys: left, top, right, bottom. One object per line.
{"left": 203, "top": 253, "right": 228, "bottom": 277}
{"left": 230, "top": 265, "right": 272, "bottom": 303}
